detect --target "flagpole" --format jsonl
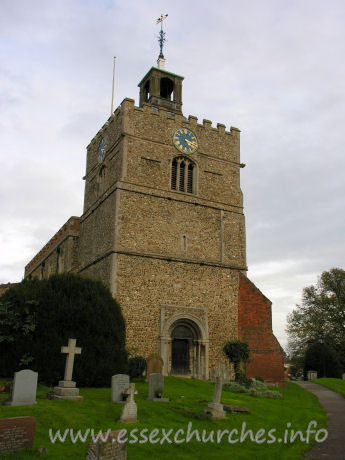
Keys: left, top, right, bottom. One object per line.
{"left": 110, "top": 56, "right": 116, "bottom": 115}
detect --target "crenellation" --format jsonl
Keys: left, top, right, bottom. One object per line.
{"left": 217, "top": 123, "right": 225, "bottom": 133}
{"left": 203, "top": 119, "right": 212, "bottom": 128}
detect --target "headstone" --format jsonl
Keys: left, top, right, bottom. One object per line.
{"left": 86, "top": 430, "right": 127, "bottom": 460}
{"left": 52, "top": 338, "right": 83, "bottom": 401}
{"left": 120, "top": 383, "right": 137, "bottom": 423}
{"left": 342, "top": 373, "right": 345, "bottom": 380}
{"left": 204, "top": 363, "right": 226, "bottom": 420}
{"left": 145, "top": 354, "right": 163, "bottom": 381}
{"left": 0, "top": 417, "right": 36, "bottom": 454}
{"left": 111, "top": 374, "right": 129, "bottom": 403}
{"left": 147, "top": 373, "right": 169, "bottom": 401}
{"left": 5, "top": 369, "right": 37, "bottom": 406}
{"left": 307, "top": 370, "right": 318, "bottom": 380}
{"left": 223, "top": 367, "right": 231, "bottom": 382}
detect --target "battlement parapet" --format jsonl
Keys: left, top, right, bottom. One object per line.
{"left": 120, "top": 98, "right": 240, "bottom": 137}
{"left": 87, "top": 106, "right": 122, "bottom": 149}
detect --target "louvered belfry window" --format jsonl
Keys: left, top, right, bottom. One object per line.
{"left": 171, "top": 157, "right": 195, "bottom": 194}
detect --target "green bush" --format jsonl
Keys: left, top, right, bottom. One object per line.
{"left": 0, "top": 273, "right": 128, "bottom": 386}
{"left": 236, "top": 371, "right": 252, "bottom": 388}
{"left": 223, "top": 340, "right": 250, "bottom": 380}
{"left": 128, "top": 357, "right": 146, "bottom": 378}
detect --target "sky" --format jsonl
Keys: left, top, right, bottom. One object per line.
{"left": 1, "top": 0, "right": 344, "bottom": 349}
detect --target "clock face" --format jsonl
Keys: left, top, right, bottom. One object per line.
{"left": 98, "top": 136, "right": 108, "bottom": 163}
{"left": 173, "top": 128, "right": 198, "bottom": 154}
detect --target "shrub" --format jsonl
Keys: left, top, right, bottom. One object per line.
{"left": 223, "top": 340, "right": 250, "bottom": 380}
{"left": 236, "top": 371, "right": 252, "bottom": 389}
{"left": 251, "top": 379, "right": 268, "bottom": 390}
{"left": 128, "top": 357, "right": 146, "bottom": 378}
{"left": 0, "top": 273, "right": 128, "bottom": 386}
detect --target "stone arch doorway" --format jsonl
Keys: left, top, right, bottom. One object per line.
{"left": 160, "top": 313, "right": 209, "bottom": 379}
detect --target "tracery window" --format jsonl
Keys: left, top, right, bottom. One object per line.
{"left": 171, "top": 157, "right": 196, "bottom": 194}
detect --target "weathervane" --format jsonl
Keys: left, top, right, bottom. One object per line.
{"left": 156, "top": 14, "right": 168, "bottom": 58}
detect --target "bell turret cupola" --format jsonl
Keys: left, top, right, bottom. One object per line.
{"left": 138, "top": 67, "right": 183, "bottom": 113}
{"left": 138, "top": 13, "right": 184, "bottom": 113}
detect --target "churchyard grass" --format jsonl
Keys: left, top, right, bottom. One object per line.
{"left": 0, "top": 377, "right": 326, "bottom": 459}
{"left": 311, "top": 378, "right": 345, "bottom": 398}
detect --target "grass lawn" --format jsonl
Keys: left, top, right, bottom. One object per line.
{"left": 0, "top": 377, "right": 327, "bottom": 460}
{"left": 312, "top": 378, "right": 345, "bottom": 398}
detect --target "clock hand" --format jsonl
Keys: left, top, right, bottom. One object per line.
{"left": 185, "top": 139, "right": 196, "bottom": 147}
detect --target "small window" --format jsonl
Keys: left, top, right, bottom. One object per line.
{"left": 171, "top": 157, "right": 196, "bottom": 194}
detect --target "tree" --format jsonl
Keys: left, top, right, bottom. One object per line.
{"left": 0, "top": 273, "right": 128, "bottom": 386}
{"left": 286, "top": 268, "right": 345, "bottom": 372}
{"left": 304, "top": 342, "right": 342, "bottom": 378}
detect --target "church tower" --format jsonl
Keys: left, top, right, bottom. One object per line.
{"left": 78, "top": 47, "right": 247, "bottom": 378}
{"left": 24, "top": 26, "right": 285, "bottom": 384}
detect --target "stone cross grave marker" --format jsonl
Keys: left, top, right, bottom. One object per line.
{"left": 0, "top": 417, "right": 36, "bottom": 454}
{"left": 204, "top": 363, "right": 226, "bottom": 420}
{"left": 120, "top": 383, "right": 138, "bottom": 423}
{"left": 61, "top": 338, "right": 81, "bottom": 381}
{"left": 86, "top": 430, "right": 127, "bottom": 460}
{"left": 111, "top": 374, "right": 130, "bottom": 403}
{"left": 147, "top": 373, "right": 169, "bottom": 401}
{"left": 52, "top": 338, "right": 83, "bottom": 401}
{"left": 5, "top": 370, "right": 37, "bottom": 406}
{"left": 213, "top": 363, "right": 223, "bottom": 404}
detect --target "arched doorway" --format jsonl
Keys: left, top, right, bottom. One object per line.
{"left": 165, "top": 318, "right": 207, "bottom": 378}
{"left": 160, "top": 310, "right": 209, "bottom": 379}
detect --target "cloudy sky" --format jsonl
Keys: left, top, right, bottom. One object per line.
{"left": 1, "top": 0, "right": 344, "bottom": 348}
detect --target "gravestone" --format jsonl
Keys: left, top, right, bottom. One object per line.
{"left": 120, "top": 384, "right": 137, "bottom": 423}
{"left": 5, "top": 370, "right": 37, "bottom": 406}
{"left": 342, "top": 373, "right": 345, "bottom": 380}
{"left": 204, "top": 363, "right": 226, "bottom": 420}
{"left": 145, "top": 354, "right": 163, "bottom": 381}
{"left": 52, "top": 338, "right": 83, "bottom": 401}
{"left": 86, "top": 430, "right": 127, "bottom": 460}
{"left": 0, "top": 417, "right": 36, "bottom": 454}
{"left": 307, "top": 370, "right": 318, "bottom": 380}
{"left": 147, "top": 373, "right": 169, "bottom": 401}
{"left": 111, "top": 374, "right": 129, "bottom": 403}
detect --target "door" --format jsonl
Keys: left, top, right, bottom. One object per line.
{"left": 171, "top": 339, "right": 189, "bottom": 375}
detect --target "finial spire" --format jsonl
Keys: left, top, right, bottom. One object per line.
{"left": 156, "top": 14, "right": 168, "bottom": 69}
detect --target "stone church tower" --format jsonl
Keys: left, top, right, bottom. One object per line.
{"left": 24, "top": 59, "right": 285, "bottom": 384}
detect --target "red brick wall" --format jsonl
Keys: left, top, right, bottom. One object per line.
{"left": 238, "top": 273, "right": 285, "bottom": 386}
